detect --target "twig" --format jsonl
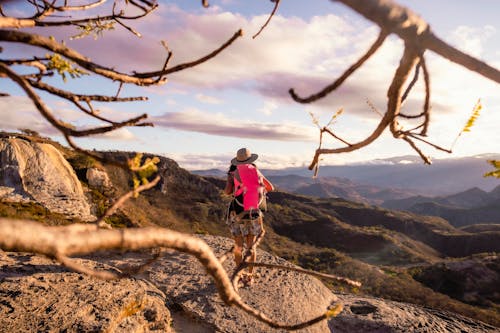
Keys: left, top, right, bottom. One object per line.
{"left": 252, "top": 0, "right": 280, "bottom": 39}
{"left": 401, "top": 62, "right": 420, "bottom": 103}
{"left": 113, "top": 17, "right": 142, "bottom": 37}
{"left": 419, "top": 55, "right": 431, "bottom": 136}
{"left": 135, "top": 29, "right": 244, "bottom": 77}
{"left": 290, "top": 30, "right": 388, "bottom": 103}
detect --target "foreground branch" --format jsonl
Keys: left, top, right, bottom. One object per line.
{"left": 0, "top": 219, "right": 354, "bottom": 330}
{"left": 300, "top": 0, "right": 500, "bottom": 170}
{"left": 335, "top": 0, "right": 499, "bottom": 83}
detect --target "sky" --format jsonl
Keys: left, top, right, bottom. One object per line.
{"left": 1, "top": 0, "right": 499, "bottom": 171}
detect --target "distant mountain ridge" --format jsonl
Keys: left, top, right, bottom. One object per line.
{"left": 192, "top": 154, "right": 500, "bottom": 196}
{"left": 383, "top": 186, "right": 500, "bottom": 227}
{"left": 267, "top": 175, "right": 419, "bottom": 206}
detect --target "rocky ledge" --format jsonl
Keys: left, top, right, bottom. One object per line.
{"left": 1, "top": 234, "right": 497, "bottom": 333}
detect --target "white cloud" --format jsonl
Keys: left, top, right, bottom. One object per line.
{"left": 152, "top": 108, "right": 316, "bottom": 141}
{"left": 91, "top": 128, "right": 137, "bottom": 141}
{"left": 257, "top": 100, "right": 278, "bottom": 116}
{"left": 168, "top": 151, "right": 311, "bottom": 171}
{"left": 195, "top": 93, "right": 224, "bottom": 104}
{"left": 450, "top": 25, "right": 496, "bottom": 57}
{"left": 0, "top": 96, "right": 57, "bottom": 135}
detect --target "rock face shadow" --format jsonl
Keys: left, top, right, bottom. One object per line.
{"left": 350, "top": 301, "right": 378, "bottom": 315}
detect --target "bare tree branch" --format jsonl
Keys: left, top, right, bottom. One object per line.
{"left": 308, "top": 41, "right": 419, "bottom": 171}
{"left": 0, "top": 62, "right": 154, "bottom": 137}
{"left": 0, "top": 29, "right": 165, "bottom": 85}
{"left": 0, "top": 0, "right": 157, "bottom": 28}
{"left": 134, "top": 29, "right": 243, "bottom": 78}
{"left": 300, "top": 0, "right": 500, "bottom": 169}
{"left": 290, "top": 29, "right": 388, "bottom": 103}
{"left": 0, "top": 218, "right": 351, "bottom": 329}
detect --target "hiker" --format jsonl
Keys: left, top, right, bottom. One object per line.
{"left": 224, "top": 148, "right": 274, "bottom": 285}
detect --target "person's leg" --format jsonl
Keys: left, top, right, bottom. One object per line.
{"left": 245, "top": 233, "right": 257, "bottom": 275}
{"left": 233, "top": 235, "right": 244, "bottom": 267}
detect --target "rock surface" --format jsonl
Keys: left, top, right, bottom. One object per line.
{"left": 0, "top": 234, "right": 498, "bottom": 333}
{"left": 0, "top": 251, "right": 171, "bottom": 332}
{"left": 331, "top": 294, "right": 498, "bottom": 333}
{"left": 0, "top": 138, "right": 94, "bottom": 221}
{"left": 86, "top": 167, "right": 114, "bottom": 194}
{"left": 138, "top": 234, "right": 337, "bottom": 333}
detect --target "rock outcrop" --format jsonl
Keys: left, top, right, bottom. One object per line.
{"left": 0, "top": 138, "right": 94, "bottom": 221}
{"left": 140, "top": 235, "right": 337, "bottom": 333}
{"left": 0, "top": 234, "right": 497, "bottom": 333}
{"left": 331, "top": 294, "right": 498, "bottom": 333}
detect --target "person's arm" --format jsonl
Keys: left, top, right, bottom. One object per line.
{"left": 262, "top": 176, "right": 274, "bottom": 192}
{"left": 224, "top": 165, "right": 236, "bottom": 195}
{"left": 257, "top": 169, "right": 274, "bottom": 192}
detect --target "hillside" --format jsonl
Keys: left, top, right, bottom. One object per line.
{"left": 409, "top": 254, "right": 500, "bottom": 312}
{"left": 383, "top": 186, "right": 500, "bottom": 227}
{"left": 1, "top": 134, "right": 499, "bottom": 328}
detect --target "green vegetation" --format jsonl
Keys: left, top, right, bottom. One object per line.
{"left": 0, "top": 201, "right": 78, "bottom": 226}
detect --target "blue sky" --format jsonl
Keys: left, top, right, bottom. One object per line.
{"left": 1, "top": 0, "right": 499, "bottom": 170}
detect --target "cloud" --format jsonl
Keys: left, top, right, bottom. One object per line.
{"left": 449, "top": 25, "right": 496, "bottom": 57}
{"left": 36, "top": 6, "right": 377, "bottom": 93}
{"left": 0, "top": 96, "right": 138, "bottom": 141}
{"left": 195, "top": 93, "right": 223, "bottom": 104}
{"left": 0, "top": 96, "right": 58, "bottom": 135}
{"left": 168, "top": 151, "right": 311, "bottom": 171}
{"left": 257, "top": 100, "right": 278, "bottom": 116}
{"left": 152, "top": 108, "right": 316, "bottom": 141}
{"left": 17, "top": 5, "right": 495, "bottom": 121}
{"left": 91, "top": 128, "right": 137, "bottom": 141}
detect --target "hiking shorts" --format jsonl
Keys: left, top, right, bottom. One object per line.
{"left": 228, "top": 215, "right": 262, "bottom": 237}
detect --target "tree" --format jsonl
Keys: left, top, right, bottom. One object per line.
{"left": 0, "top": 0, "right": 499, "bottom": 330}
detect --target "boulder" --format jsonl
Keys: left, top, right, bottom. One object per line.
{"left": 86, "top": 167, "right": 114, "bottom": 194}
{"left": 0, "top": 138, "right": 94, "bottom": 221}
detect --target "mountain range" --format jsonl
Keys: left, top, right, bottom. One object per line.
{"left": 193, "top": 154, "right": 500, "bottom": 197}
{"left": 382, "top": 186, "right": 500, "bottom": 227}
{"left": 193, "top": 155, "right": 500, "bottom": 228}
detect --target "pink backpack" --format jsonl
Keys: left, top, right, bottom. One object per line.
{"left": 233, "top": 164, "right": 264, "bottom": 211}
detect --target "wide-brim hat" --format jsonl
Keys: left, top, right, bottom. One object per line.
{"left": 231, "top": 148, "right": 258, "bottom": 165}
